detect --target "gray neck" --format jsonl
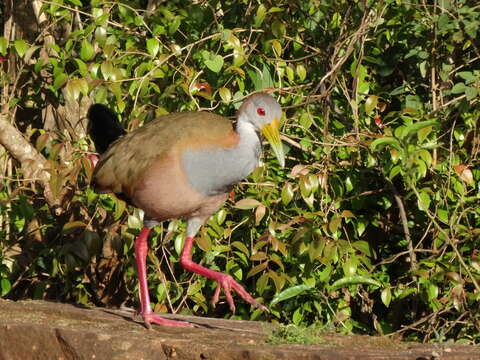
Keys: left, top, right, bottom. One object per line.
{"left": 234, "top": 115, "right": 262, "bottom": 174}
{"left": 181, "top": 115, "right": 262, "bottom": 196}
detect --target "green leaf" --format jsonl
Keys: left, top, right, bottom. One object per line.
{"left": 0, "top": 37, "right": 8, "bottom": 55}
{"left": 417, "top": 190, "right": 431, "bottom": 212}
{"left": 369, "top": 137, "right": 401, "bottom": 152}
{"left": 231, "top": 241, "right": 249, "bottom": 256}
{"left": 281, "top": 182, "right": 294, "bottom": 206}
{"left": 365, "top": 95, "right": 378, "bottom": 115}
{"left": 174, "top": 234, "right": 184, "bottom": 256}
{"left": 270, "top": 284, "right": 312, "bottom": 306}
{"left": 389, "top": 165, "right": 403, "bottom": 180}
{"left": 438, "top": 208, "right": 449, "bottom": 224}
{"left": 53, "top": 73, "right": 68, "bottom": 90}
{"left": 13, "top": 40, "right": 28, "bottom": 57}
{"left": 77, "top": 78, "right": 89, "bottom": 96}
{"left": 342, "top": 257, "right": 357, "bottom": 277}
{"left": 308, "top": 235, "right": 325, "bottom": 262}
{"left": 286, "top": 66, "right": 294, "bottom": 82}
{"left": 419, "top": 61, "right": 427, "bottom": 78}
{"left": 296, "top": 64, "right": 306, "bottom": 81}
{"left": 95, "top": 27, "right": 107, "bottom": 44}
{"left": 292, "top": 307, "right": 303, "bottom": 325}
{"left": 381, "top": 288, "right": 392, "bottom": 307}
{"left": 465, "top": 87, "right": 477, "bottom": 101}
{"left": 205, "top": 54, "right": 224, "bottom": 73}
{"left": 114, "top": 198, "right": 126, "bottom": 221}
{"left": 329, "top": 217, "right": 342, "bottom": 233}
{"left": 101, "top": 61, "right": 115, "bottom": 80}
{"left": 254, "top": 4, "right": 267, "bottom": 27}
{"left": 352, "top": 240, "right": 372, "bottom": 257}
{"left": 62, "top": 221, "right": 87, "bottom": 232}
{"left": 94, "top": 13, "right": 109, "bottom": 27}
{"left": 330, "top": 276, "right": 382, "bottom": 290}
{"left": 74, "top": 58, "right": 88, "bottom": 76}
{"left": 457, "top": 71, "right": 476, "bottom": 84}
{"left": 219, "top": 87, "right": 231, "bottom": 103}
{"left": 427, "top": 283, "right": 438, "bottom": 301}
{"left": 271, "top": 39, "right": 282, "bottom": 57}
{"left": 234, "top": 198, "right": 261, "bottom": 210}
{"left": 417, "top": 150, "right": 432, "bottom": 168}
{"left": 65, "top": 80, "right": 79, "bottom": 101}
{"left": 417, "top": 125, "right": 433, "bottom": 143}
{"left": 0, "top": 278, "right": 11, "bottom": 297}
{"left": 80, "top": 39, "right": 94, "bottom": 61}
{"left": 246, "top": 261, "right": 268, "bottom": 278}
{"left": 451, "top": 82, "right": 466, "bottom": 94}
{"left": 437, "top": 13, "right": 449, "bottom": 31}
{"left": 271, "top": 20, "right": 286, "bottom": 38}
{"left": 146, "top": 38, "right": 160, "bottom": 57}
{"left": 66, "top": 0, "right": 82, "bottom": 5}
{"left": 401, "top": 120, "right": 438, "bottom": 140}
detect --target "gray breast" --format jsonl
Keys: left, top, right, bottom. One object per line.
{"left": 182, "top": 142, "right": 261, "bottom": 196}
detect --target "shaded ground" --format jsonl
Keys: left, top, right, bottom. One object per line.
{"left": 0, "top": 299, "right": 477, "bottom": 360}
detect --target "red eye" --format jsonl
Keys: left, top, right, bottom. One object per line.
{"left": 257, "top": 107, "right": 266, "bottom": 116}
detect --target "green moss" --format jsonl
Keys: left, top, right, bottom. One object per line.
{"left": 266, "top": 324, "right": 327, "bottom": 345}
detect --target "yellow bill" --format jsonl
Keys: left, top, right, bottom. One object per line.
{"left": 261, "top": 117, "right": 285, "bottom": 168}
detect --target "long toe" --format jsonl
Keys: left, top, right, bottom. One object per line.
{"left": 142, "top": 312, "right": 193, "bottom": 329}
{"left": 212, "top": 273, "right": 268, "bottom": 312}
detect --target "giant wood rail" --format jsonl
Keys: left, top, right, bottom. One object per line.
{"left": 88, "top": 93, "right": 285, "bottom": 328}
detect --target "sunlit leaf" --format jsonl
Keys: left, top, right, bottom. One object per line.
{"left": 330, "top": 276, "right": 382, "bottom": 290}
{"left": 0, "top": 37, "right": 8, "bottom": 55}
{"left": 234, "top": 198, "right": 262, "bottom": 210}
{"left": 271, "top": 39, "right": 282, "bottom": 57}
{"left": 80, "top": 39, "right": 95, "bottom": 61}
{"left": 205, "top": 54, "right": 224, "bottom": 73}
{"left": 254, "top": 4, "right": 267, "bottom": 27}
{"left": 0, "top": 279, "right": 12, "bottom": 297}
{"left": 381, "top": 288, "right": 392, "bottom": 307}
{"left": 270, "top": 284, "right": 312, "bottom": 306}
{"left": 417, "top": 190, "right": 431, "bottom": 212}
{"left": 296, "top": 64, "right": 306, "bottom": 81}
{"left": 246, "top": 261, "right": 268, "bottom": 278}
{"left": 146, "top": 38, "right": 160, "bottom": 57}
{"left": 365, "top": 95, "right": 378, "bottom": 115}
{"left": 370, "top": 137, "right": 402, "bottom": 151}
{"left": 219, "top": 87, "right": 231, "bottom": 103}
{"left": 13, "top": 40, "right": 28, "bottom": 57}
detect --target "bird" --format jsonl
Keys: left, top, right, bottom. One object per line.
{"left": 87, "top": 93, "right": 285, "bottom": 328}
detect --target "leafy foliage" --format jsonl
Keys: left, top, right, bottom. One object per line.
{"left": 1, "top": 0, "right": 479, "bottom": 343}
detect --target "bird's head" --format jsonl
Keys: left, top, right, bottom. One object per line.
{"left": 238, "top": 93, "right": 285, "bottom": 168}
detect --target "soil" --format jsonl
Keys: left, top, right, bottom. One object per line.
{"left": 0, "top": 299, "right": 478, "bottom": 360}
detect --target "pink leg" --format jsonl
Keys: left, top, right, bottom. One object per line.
{"left": 179, "top": 236, "right": 268, "bottom": 313}
{"left": 135, "top": 227, "right": 192, "bottom": 328}
{"left": 88, "top": 154, "right": 99, "bottom": 168}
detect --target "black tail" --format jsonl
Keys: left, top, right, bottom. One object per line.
{"left": 88, "top": 104, "right": 127, "bottom": 154}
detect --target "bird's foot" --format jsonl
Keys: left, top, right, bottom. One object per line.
{"left": 211, "top": 272, "right": 269, "bottom": 313}
{"left": 138, "top": 311, "right": 193, "bottom": 329}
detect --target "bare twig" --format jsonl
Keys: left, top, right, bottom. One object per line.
{"left": 387, "top": 180, "right": 418, "bottom": 271}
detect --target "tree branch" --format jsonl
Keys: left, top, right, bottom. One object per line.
{"left": 0, "top": 112, "right": 59, "bottom": 209}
